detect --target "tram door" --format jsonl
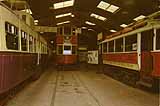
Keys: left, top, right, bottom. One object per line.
{"left": 141, "top": 29, "right": 154, "bottom": 75}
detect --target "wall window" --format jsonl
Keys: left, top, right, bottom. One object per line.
{"left": 141, "top": 30, "right": 153, "bottom": 51}
{"left": 5, "top": 22, "right": 19, "bottom": 50}
{"left": 108, "top": 41, "right": 114, "bottom": 52}
{"left": 115, "top": 38, "right": 123, "bottom": 52}
{"left": 156, "top": 29, "right": 160, "bottom": 50}
{"left": 125, "top": 34, "right": 137, "bottom": 51}
{"left": 72, "top": 46, "right": 76, "bottom": 54}
{"left": 103, "top": 42, "right": 107, "bottom": 53}
{"left": 21, "top": 30, "right": 28, "bottom": 51}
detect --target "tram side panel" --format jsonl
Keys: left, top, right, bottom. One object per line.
{"left": 101, "top": 20, "right": 160, "bottom": 87}
{"left": 0, "top": 4, "right": 48, "bottom": 95}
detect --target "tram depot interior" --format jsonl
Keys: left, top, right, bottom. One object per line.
{"left": 0, "top": 0, "right": 160, "bottom": 106}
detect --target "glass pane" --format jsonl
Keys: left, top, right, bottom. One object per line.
{"left": 125, "top": 34, "right": 137, "bottom": 51}
{"left": 141, "top": 30, "right": 153, "bottom": 51}
{"left": 109, "top": 41, "right": 114, "bottom": 52}
{"left": 21, "top": 31, "right": 27, "bottom": 51}
{"left": 115, "top": 38, "right": 123, "bottom": 52}
{"left": 72, "top": 46, "right": 76, "bottom": 54}
{"left": 103, "top": 42, "right": 107, "bottom": 53}
{"left": 156, "top": 29, "right": 160, "bottom": 50}
{"left": 5, "top": 22, "right": 18, "bottom": 50}
{"left": 64, "top": 26, "right": 71, "bottom": 35}
{"left": 64, "top": 45, "right": 71, "bottom": 50}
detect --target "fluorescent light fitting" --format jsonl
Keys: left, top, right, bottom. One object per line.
{"left": 97, "top": 1, "right": 120, "bottom": 13}
{"left": 56, "top": 21, "right": 70, "bottom": 25}
{"left": 106, "top": 5, "right": 119, "bottom": 13}
{"left": 54, "top": 0, "right": 74, "bottom": 9}
{"left": 85, "top": 21, "right": 96, "bottom": 26}
{"left": 120, "top": 24, "right": 128, "bottom": 28}
{"left": 97, "top": 1, "right": 110, "bottom": 10}
{"left": 133, "top": 15, "right": 146, "bottom": 21}
{"left": 34, "top": 23, "right": 38, "bottom": 25}
{"left": 56, "top": 13, "right": 72, "bottom": 18}
{"left": 90, "top": 13, "right": 106, "bottom": 21}
{"left": 110, "top": 29, "right": 117, "bottom": 32}
{"left": 88, "top": 29, "right": 94, "bottom": 31}
{"left": 34, "top": 20, "right": 39, "bottom": 23}
{"left": 82, "top": 27, "right": 87, "bottom": 29}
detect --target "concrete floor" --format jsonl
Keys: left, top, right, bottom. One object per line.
{"left": 5, "top": 67, "right": 159, "bottom": 106}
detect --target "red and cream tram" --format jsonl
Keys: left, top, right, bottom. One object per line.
{"left": 0, "top": 2, "right": 48, "bottom": 96}
{"left": 100, "top": 11, "right": 160, "bottom": 90}
{"left": 56, "top": 25, "right": 78, "bottom": 65}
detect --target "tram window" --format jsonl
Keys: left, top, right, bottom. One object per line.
{"left": 58, "top": 45, "right": 63, "bottom": 54}
{"left": 141, "top": 30, "right": 153, "bottom": 51}
{"left": 115, "top": 38, "right": 123, "bottom": 52}
{"left": 58, "top": 27, "right": 63, "bottom": 35}
{"left": 72, "top": 28, "right": 76, "bottom": 35}
{"left": 5, "top": 22, "right": 19, "bottom": 50}
{"left": 99, "top": 44, "right": 102, "bottom": 54}
{"left": 103, "top": 42, "right": 107, "bottom": 53}
{"left": 29, "top": 35, "right": 33, "bottom": 52}
{"left": 34, "top": 38, "right": 36, "bottom": 52}
{"left": 156, "top": 29, "right": 160, "bottom": 50}
{"left": 64, "top": 45, "right": 71, "bottom": 54}
{"left": 72, "top": 46, "right": 76, "bottom": 54}
{"left": 108, "top": 41, "right": 114, "bottom": 52}
{"left": 64, "top": 26, "right": 71, "bottom": 35}
{"left": 21, "top": 31, "right": 28, "bottom": 51}
{"left": 125, "top": 34, "right": 137, "bottom": 52}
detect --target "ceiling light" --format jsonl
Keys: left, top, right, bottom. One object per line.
{"left": 82, "top": 27, "right": 87, "bottom": 29}
{"left": 88, "top": 29, "right": 94, "bottom": 31}
{"left": 54, "top": 0, "right": 74, "bottom": 9}
{"left": 133, "top": 15, "right": 146, "bottom": 21}
{"left": 97, "top": 1, "right": 120, "bottom": 13}
{"left": 56, "top": 21, "right": 70, "bottom": 25}
{"left": 90, "top": 13, "right": 107, "bottom": 21}
{"left": 34, "top": 20, "right": 39, "bottom": 23}
{"left": 85, "top": 21, "right": 96, "bottom": 26}
{"left": 106, "top": 5, "right": 119, "bottom": 13}
{"left": 34, "top": 20, "right": 38, "bottom": 25}
{"left": 97, "top": 1, "right": 110, "bottom": 10}
{"left": 51, "top": 41, "right": 54, "bottom": 44}
{"left": 71, "top": 14, "right": 75, "bottom": 17}
{"left": 56, "top": 13, "right": 72, "bottom": 18}
{"left": 110, "top": 29, "right": 117, "bottom": 33}
{"left": 120, "top": 24, "right": 128, "bottom": 28}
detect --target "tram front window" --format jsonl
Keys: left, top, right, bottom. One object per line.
{"left": 64, "top": 26, "right": 71, "bottom": 36}
{"left": 63, "top": 46, "right": 71, "bottom": 55}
